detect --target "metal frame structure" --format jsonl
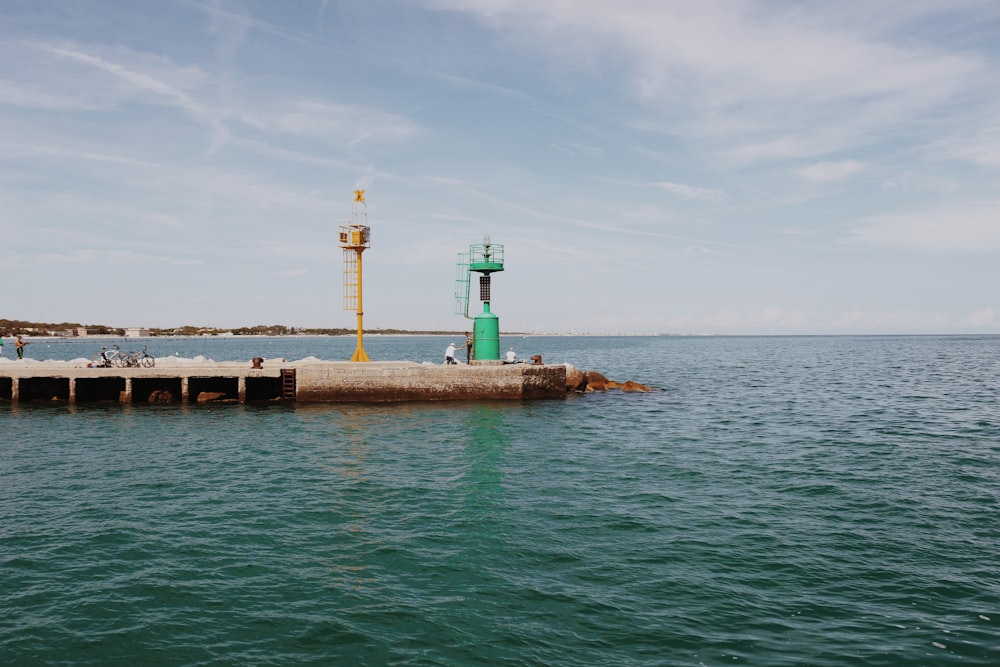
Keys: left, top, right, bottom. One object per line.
{"left": 339, "top": 190, "right": 371, "bottom": 362}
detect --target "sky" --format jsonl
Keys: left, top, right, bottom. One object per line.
{"left": 2, "top": 0, "right": 1000, "bottom": 335}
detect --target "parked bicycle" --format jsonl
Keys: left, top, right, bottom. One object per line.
{"left": 90, "top": 344, "right": 155, "bottom": 368}
{"left": 120, "top": 345, "right": 156, "bottom": 368}
{"left": 90, "top": 344, "right": 122, "bottom": 368}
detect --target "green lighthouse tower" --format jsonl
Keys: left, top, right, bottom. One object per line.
{"left": 454, "top": 236, "right": 505, "bottom": 362}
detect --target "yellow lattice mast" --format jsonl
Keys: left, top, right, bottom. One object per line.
{"left": 339, "top": 189, "right": 371, "bottom": 362}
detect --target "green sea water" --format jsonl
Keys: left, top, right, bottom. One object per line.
{"left": 2, "top": 335, "right": 998, "bottom": 665}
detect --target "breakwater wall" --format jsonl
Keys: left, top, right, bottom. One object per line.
{"left": 0, "top": 360, "right": 569, "bottom": 404}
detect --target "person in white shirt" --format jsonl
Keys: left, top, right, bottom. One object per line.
{"left": 445, "top": 342, "right": 458, "bottom": 364}
{"left": 505, "top": 348, "right": 517, "bottom": 363}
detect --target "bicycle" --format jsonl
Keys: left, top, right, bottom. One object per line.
{"left": 121, "top": 345, "right": 155, "bottom": 368}
{"left": 90, "top": 344, "right": 123, "bottom": 368}
{"left": 138, "top": 345, "right": 155, "bottom": 367}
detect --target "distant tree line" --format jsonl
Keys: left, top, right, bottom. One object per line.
{"left": 1, "top": 319, "right": 472, "bottom": 337}
{"left": 0, "top": 319, "right": 122, "bottom": 336}
{"left": 161, "top": 325, "right": 467, "bottom": 336}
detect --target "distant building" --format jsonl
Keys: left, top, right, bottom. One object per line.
{"left": 125, "top": 327, "right": 151, "bottom": 338}
{"left": 76, "top": 327, "right": 92, "bottom": 337}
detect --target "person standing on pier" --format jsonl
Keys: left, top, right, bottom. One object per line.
{"left": 15, "top": 335, "right": 29, "bottom": 360}
{"left": 445, "top": 342, "right": 458, "bottom": 365}
{"left": 465, "top": 331, "right": 473, "bottom": 363}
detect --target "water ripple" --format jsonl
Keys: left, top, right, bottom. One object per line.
{"left": 3, "top": 336, "right": 1000, "bottom": 665}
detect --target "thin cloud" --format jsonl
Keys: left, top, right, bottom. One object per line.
{"left": 233, "top": 98, "right": 420, "bottom": 145}
{"left": 797, "top": 160, "right": 864, "bottom": 183}
{"left": 652, "top": 180, "right": 729, "bottom": 202}
{"left": 31, "top": 248, "right": 200, "bottom": 266}
{"left": 0, "top": 78, "right": 102, "bottom": 110}
{"left": 655, "top": 306, "right": 814, "bottom": 333}
{"left": 39, "top": 44, "right": 203, "bottom": 114}
{"left": 830, "top": 309, "right": 951, "bottom": 332}
{"left": 960, "top": 308, "right": 998, "bottom": 328}
{"left": 422, "top": 0, "right": 989, "bottom": 166}
{"left": 849, "top": 201, "right": 1000, "bottom": 251}
{"left": 944, "top": 124, "right": 1000, "bottom": 167}
{"left": 22, "top": 41, "right": 230, "bottom": 151}
{"left": 0, "top": 141, "right": 160, "bottom": 167}
{"left": 595, "top": 176, "right": 729, "bottom": 202}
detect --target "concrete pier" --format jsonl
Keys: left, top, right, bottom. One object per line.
{"left": 0, "top": 360, "right": 569, "bottom": 405}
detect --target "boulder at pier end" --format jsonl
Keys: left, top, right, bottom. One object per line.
{"left": 563, "top": 367, "right": 654, "bottom": 393}
{"left": 564, "top": 364, "right": 586, "bottom": 392}
{"left": 584, "top": 370, "right": 609, "bottom": 392}
{"left": 621, "top": 380, "right": 653, "bottom": 392}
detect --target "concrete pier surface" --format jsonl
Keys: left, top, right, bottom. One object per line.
{"left": 0, "top": 359, "right": 570, "bottom": 404}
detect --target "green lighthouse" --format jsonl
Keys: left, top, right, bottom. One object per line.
{"left": 454, "top": 236, "right": 505, "bottom": 362}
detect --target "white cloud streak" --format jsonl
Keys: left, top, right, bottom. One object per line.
{"left": 653, "top": 181, "right": 729, "bottom": 201}
{"left": 797, "top": 160, "right": 864, "bottom": 183}
{"left": 849, "top": 201, "right": 1000, "bottom": 252}
{"left": 420, "top": 0, "right": 992, "bottom": 167}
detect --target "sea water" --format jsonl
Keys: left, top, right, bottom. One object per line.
{"left": 2, "top": 335, "right": 998, "bottom": 665}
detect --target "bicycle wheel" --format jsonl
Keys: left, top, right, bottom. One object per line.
{"left": 140, "top": 355, "right": 155, "bottom": 368}
{"left": 90, "top": 353, "right": 107, "bottom": 368}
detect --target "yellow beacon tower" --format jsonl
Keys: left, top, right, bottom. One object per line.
{"left": 340, "top": 190, "right": 371, "bottom": 362}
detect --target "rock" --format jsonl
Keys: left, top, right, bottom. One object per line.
{"left": 564, "top": 364, "right": 586, "bottom": 392}
{"left": 196, "top": 391, "right": 227, "bottom": 403}
{"left": 606, "top": 380, "right": 622, "bottom": 390}
{"left": 622, "top": 380, "right": 653, "bottom": 392}
{"left": 584, "top": 370, "right": 609, "bottom": 392}
{"left": 148, "top": 390, "right": 173, "bottom": 403}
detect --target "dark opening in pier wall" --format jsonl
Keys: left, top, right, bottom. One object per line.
{"left": 134, "top": 377, "right": 183, "bottom": 404}
{"left": 0, "top": 377, "right": 11, "bottom": 401}
{"left": 190, "top": 376, "right": 239, "bottom": 402}
{"left": 76, "top": 377, "right": 126, "bottom": 403}
{"left": 246, "top": 376, "right": 284, "bottom": 401}
{"left": 20, "top": 377, "right": 70, "bottom": 402}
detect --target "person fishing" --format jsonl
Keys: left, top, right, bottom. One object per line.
{"left": 15, "top": 335, "right": 29, "bottom": 360}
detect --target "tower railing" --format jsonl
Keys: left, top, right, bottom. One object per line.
{"left": 469, "top": 243, "right": 503, "bottom": 271}
{"left": 454, "top": 252, "right": 471, "bottom": 318}
{"left": 343, "top": 249, "right": 359, "bottom": 310}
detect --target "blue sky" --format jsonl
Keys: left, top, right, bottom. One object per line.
{"left": 2, "top": 0, "right": 999, "bottom": 334}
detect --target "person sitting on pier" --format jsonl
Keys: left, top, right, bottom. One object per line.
{"left": 504, "top": 347, "right": 518, "bottom": 363}
{"left": 445, "top": 342, "right": 458, "bottom": 365}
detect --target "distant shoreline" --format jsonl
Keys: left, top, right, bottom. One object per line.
{"left": 10, "top": 332, "right": 717, "bottom": 341}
